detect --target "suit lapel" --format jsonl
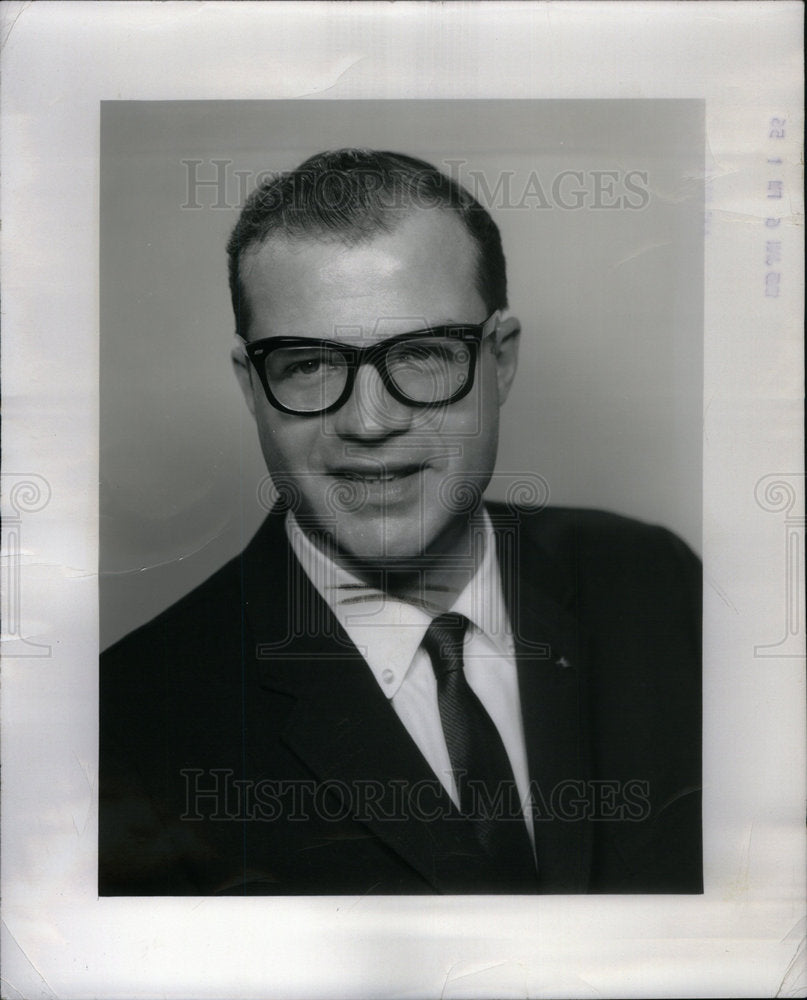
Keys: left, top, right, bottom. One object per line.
{"left": 492, "top": 506, "right": 593, "bottom": 892}
{"left": 239, "top": 506, "right": 593, "bottom": 893}
{"left": 239, "top": 512, "right": 487, "bottom": 892}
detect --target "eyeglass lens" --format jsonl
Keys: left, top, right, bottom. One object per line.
{"left": 263, "top": 338, "right": 473, "bottom": 412}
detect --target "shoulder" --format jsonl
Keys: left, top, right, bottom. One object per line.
{"left": 487, "top": 502, "right": 699, "bottom": 572}
{"left": 101, "top": 509, "right": 288, "bottom": 664}
{"left": 99, "top": 510, "right": 294, "bottom": 758}
{"left": 101, "top": 555, "right": 241, "bottom": 669}
{"left": 486, "top": 502, "right": 701, "bottom": 628}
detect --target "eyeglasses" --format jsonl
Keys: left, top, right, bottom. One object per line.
{"left": 243, "top": 313, "right": 497, "bottom": 416}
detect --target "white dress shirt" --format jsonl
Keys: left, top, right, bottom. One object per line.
{"left": 286, "top": 509, "right": 535, "bottom": 843}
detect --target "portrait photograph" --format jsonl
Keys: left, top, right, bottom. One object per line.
{"left": 98, "top": 99, "right": 703, "bottom": 897}
{"left": 1, "top": 4, "right": 803, "bottom": 998}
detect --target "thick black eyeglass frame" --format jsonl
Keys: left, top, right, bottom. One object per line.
{"left": 242, "top": 312, "right": 498, "bottom": 416}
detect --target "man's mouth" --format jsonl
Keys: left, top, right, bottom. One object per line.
{"left": 330, "top": 465, "right": 423, "bottom": 484}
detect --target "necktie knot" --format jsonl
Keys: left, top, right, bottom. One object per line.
{"left": 423, "top": 613, "right": 469, "bottom": 680}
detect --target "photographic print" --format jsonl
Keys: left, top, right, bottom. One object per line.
{"left": 99, "top": 100, "right": 703, "bottom": 897}
{"left": 1, "top": 4, "right": 802, "bottom": 998}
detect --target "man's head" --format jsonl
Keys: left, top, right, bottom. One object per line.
{"left": 228, "top": 149, "right": 520, "bottom": 566}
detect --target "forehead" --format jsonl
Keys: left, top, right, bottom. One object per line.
{"left": 239, "top": 208, "right": 485, "bottom": 342}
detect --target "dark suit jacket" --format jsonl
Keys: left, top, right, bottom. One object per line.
{"left": 99, "top": 503, "right": 702, "bottom": 895}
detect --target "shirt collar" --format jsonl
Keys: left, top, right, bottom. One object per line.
{"left": 285, "top": 509, "right": 512, "bottom": 698}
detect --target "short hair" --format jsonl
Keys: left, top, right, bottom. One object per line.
{"left": 226, "top": 148, "right": 508, "bottom": 340}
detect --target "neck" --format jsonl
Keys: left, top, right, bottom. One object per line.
{"left": 306, "top": 510, "right": 488, "bottom": 615}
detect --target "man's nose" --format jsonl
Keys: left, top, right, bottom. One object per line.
{"left": 331, "top": 362, "right": 414, "bottom": 439}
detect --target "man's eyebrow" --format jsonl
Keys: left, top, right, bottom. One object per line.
{"left": 249, "top": 317, "right": 486, "bottom": 344}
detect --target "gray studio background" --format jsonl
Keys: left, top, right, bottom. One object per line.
{"left": 100, "top": 100, "right": 703, "bottom": 650}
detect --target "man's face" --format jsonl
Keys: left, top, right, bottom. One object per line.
{"left": 233, "top": 208, "right": 519, "bottom": 564}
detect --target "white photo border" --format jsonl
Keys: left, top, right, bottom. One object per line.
{"left": 1, "top": 2, "right": 804, "bottom": 998}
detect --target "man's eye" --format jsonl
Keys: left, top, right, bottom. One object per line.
{"left": 276, "top": 350, "right": 346, "bottom": 380}
{"left": 393, "top": 343, "right": 460, "bottom": 366}
{"left": 396, "top": 345, "right": 428, "bottom": 362}
{"left": 397, "top": 344, "right": 444, "bottom": 363}
{"left": 286, "top": 358, "right": 323, "bottom": 377}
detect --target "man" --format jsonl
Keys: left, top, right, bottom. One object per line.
{"left": 100, "top": 149, "right": 701, "bottom": 895}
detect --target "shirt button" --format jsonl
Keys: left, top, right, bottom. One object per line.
{"left": 382, "top": 669, "right": 395, "bottom": 684}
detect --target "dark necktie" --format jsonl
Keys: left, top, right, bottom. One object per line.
{"left": 423, "top": 612, "right": 538, "bottom": 890}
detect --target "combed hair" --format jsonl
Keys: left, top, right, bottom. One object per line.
{"left": 226, "top": 148, "right": 508, "bottom": 340}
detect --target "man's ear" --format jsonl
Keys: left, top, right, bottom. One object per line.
{"left": 493, "top": 311, "right": 521, "bottom": 405}
{"left": 231, "top": 342, "right": 257, "bottom": 419}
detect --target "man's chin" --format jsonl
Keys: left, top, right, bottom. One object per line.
{"left": 317, "top": 512, "right": 471, "bottom": 568}
{"left": 329, "top": 531, "right": 433, "bottom": 569}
